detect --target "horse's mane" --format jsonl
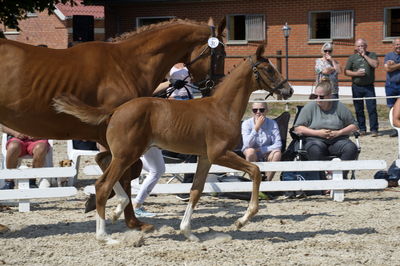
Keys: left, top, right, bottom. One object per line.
{"left": 110, "top": 19, "right": 207, "bottom": 42}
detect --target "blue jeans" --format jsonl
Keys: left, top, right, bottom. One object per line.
{"left": 385, "top": 82, "right": 400, "bottom": 108}
{"left": 351, "top": 84, "right": 379, "bottom": 132}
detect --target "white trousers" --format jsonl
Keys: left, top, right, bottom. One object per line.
{"left": 133, "top": 147, "right": 165, "bottom": 205}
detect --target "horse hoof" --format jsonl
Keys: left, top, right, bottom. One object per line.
{"left": 126, "top": 220, "right": 154, "bottom": 232}
{"left": 188, "top": 234, "right": 200, "bottom": 242}
{"left": 84, "top": 194, "right": 96, "bottom": 213}
{"left": 96, "top": 234, "right": 120, "bottom": 245}
{"left": 234, "top": 218, "right": 247, "bottom": 229}
{"left": 140, "top": 223, "right": 155, "bottom": 232}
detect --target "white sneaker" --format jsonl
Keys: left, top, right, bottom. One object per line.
{"left": 39, "top": 178, "right": 51, "bottom": 188}
{"left": 134, "top": 207, "right": 156, "bottom": 218}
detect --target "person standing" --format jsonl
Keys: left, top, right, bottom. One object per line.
{"left": 344, "top": 38, "right": 379, "bottom": 137}
{"left": 315, "top": 42, "right": 341, "bottom": 98}
{"left": 384, "top": 38, "right": 400, "bottom": 137}
{"left": 241, "top": 102, "right": 282, "bottom": 181}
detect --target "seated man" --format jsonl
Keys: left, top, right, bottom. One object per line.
{"left": 241, "top": 102, "right": 282, "bottom": 181}
{"left": 1, "top": 125, "right": 50, "bottom": 189}
{"left": 294, "top": 80, "right": 359, "bottom": 178}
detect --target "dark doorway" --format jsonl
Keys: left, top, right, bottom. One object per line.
{"left": 73, "top": 15, "right": 94, "bottom": 42}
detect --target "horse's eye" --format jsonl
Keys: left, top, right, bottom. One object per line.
{"left": 264, "top": 65, "right": 274, "bottom": 75}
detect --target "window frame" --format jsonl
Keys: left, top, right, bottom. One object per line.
{"left": 136, "top": 16, "right": 175, "bottom": 28}
{"left": 384, "top": 7, "right": 400, "bottom": 40}
{"left": 308, "top": 10, "right": 354, "bottom": 43}
{"left": 226, "top": 14, "right": 265, "bottom": 44}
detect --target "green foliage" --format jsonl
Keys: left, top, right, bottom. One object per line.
{"left": 0, "top": 0, "right": 76, "bottom": 31}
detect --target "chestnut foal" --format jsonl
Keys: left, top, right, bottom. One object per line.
{"left": 54, "top": 44, "right": 293, "bottom": 243}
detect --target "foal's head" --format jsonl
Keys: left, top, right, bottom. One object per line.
{"left": 184, "top": 17, "right": 226, "bottom": 96}
{"left": 248, "top": 45, "right": 293, "bottom": 100}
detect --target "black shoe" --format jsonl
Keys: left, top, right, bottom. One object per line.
{"left": 175, "top": 194, "right": 190, "bottom": 202}
{"left": 390, "top": 130, "right": 398, "bottom": 137}
{"left": 0, "top": 181, "right": 15, "bottom": 190}
{"left": 29, "top": 179, "right": 38, "bottom": 188}
{"left": 283, "top": 191, "right": 295, "bottom": 199}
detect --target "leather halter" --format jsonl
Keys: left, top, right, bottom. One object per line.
{"left": 154, "top": 26, "right": 225, "bottom": 99}
{"left": 184, "top": 26, "right": 226, "bottom": 97}
{"left": 248, "top": 56, "right": 288, "bottom": 99}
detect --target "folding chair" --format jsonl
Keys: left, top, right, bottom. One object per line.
{"left": 1, "top": 133, "right": 54, "bottom": 187}
{"left": 67, "top": 140, "right": 99, "bottom": 186}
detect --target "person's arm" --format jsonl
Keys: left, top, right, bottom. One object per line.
{"left": 260, "top": 120, "right": 282, "bottom": 154}
{"left": 1, "top": 125, "right": 27, "bottom": 139}
{"left": 241, "top": 120, "right": 258, "bottom": 150}
{"left": 344, "top": 69, "right": 365, "bottom": 77}
{"left": 393, "top": 99, "right": 400, "bottom": 128}
{"left": 384, "top": 60, "right": 400, "bottom": 72}
{"left": 362, "top": 52, "right": 379, "bottom": 69}
{"left": 331, "top": 59, "right": 341, "bottom": 74}
{"left": 294, "top": 126, "right": 332, "bottom": 139}
{"left": 328, "top": 124, "right": 358, "bottom": 139}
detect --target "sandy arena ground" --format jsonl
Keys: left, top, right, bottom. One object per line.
{"left": 1, "top": 125, "right": 400, "bottom": 265}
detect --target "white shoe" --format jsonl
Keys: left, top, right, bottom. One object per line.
{"left": 39, "top": 178, "right": 51, "bottom": 188}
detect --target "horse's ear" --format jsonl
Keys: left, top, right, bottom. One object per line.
{"left": 207, "top": 17, "right": 215, "bottom": 27}
{"left": 256, "top": 44, "right": 266, "bottom": 59}
{"left": 217, "top": 16, "right": 226, "bottom": 37}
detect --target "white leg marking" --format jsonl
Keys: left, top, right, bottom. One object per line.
{"left": 96, "top": 212, "right": 120, "bottom": 245}
{"left": 112, "top": 181, "right": 130, "bottom": 223}
{"left": 180, "top": 204, "right": 199, "bottom": 242}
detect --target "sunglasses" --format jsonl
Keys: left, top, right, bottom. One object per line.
{"left": 310, "top": 94, "right": 326, "bottom": 99}
{"left": 252, "top": 108, "right": 266, "bottom": 113}
{"left": 323, "top": 50, "right": 332, "bottom": 53}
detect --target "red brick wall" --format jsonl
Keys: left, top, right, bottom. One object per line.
{"left": 3, "top": 12, "right": 68, "bottom": 49}
{"left": 105, "top": 0, "right": 400, "bottom": 86}
{"left": 3, "top": 12, "right": 105, "bottom": 49}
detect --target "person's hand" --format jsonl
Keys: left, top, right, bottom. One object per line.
{"left": 318, "top": 129, "right": 332, "bottom": 139}
{"left": 358, "top": 46, "right": 366, "bottom": 57}
{"left": 324, "top": 66, "right": 335, "bottom": 74}
{"left": 325, "top": 53, "right": 332, "bottom": 61}
{"left": 356, "top": 68, "right": 366, "bottom": 76}
{"left": 387, "top": 60, "right": 395, "bottom": 65}
{"left": 254, "top": 115, "right": 265, "bottom": 132}
{"left": 328, "top": 130, "right": 341, "bottom": 139}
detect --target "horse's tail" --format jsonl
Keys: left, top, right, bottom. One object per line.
{"left": 52, "top": 95, "right": 112, "bottom": 125}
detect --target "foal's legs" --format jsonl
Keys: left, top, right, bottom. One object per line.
{"left": 95, "top": 156, "right": 134, "bottom": 243}
{"left": 180, "top": 156, "right": 211, "bottom": 241}
{"left": 213, "top": 150, "right": 261, "bottom": 228}
{"left": 92, "top": 152, "right": 152, "bottom": 231}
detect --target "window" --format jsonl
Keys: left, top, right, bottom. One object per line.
{"left": 309, "top": 10, "right": 353, "bottom": 40}
{"left": 27, "top": 12, "right": 37, "bottom": 17}
{"left": 384, "top": 7, "right": 400, "bottom": 38}
{"left": 227, "top": 14, "right": 265, "bottom": 42}
{"left": 136, "top": 16, "right": 174, "bottom": 28}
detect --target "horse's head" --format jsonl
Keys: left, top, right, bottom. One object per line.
{"left": 248, "top": 44, "right": 293, "bottom": 100}
{"left": 184, "top": 17, "right": 226, "bottom": 97}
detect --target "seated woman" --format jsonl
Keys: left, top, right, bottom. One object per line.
{"left": 241, "top": 102, "right": 282, "bottom": 181}
{"left": 294, "top": 80, "right": 359, "bottom": 178}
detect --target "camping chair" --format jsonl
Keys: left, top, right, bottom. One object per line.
{"left": 282, "top": 105, "right": 361, "bottom": 180}
{"left": 1, "top": 133, "right": 54, "bottom": 187}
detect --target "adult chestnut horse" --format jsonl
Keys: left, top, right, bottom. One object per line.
{"left": 54, "top": 44, "right": 293, "bottom": 243}
{"left": 0, "top": 18, "right": 225, "bottom": 231}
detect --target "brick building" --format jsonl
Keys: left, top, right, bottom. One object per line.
{"left": 2, "top": 1, "right": 104, "bottom": 49}
{"left": 100, "top": 0, "right": 400, "bottom": 94}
